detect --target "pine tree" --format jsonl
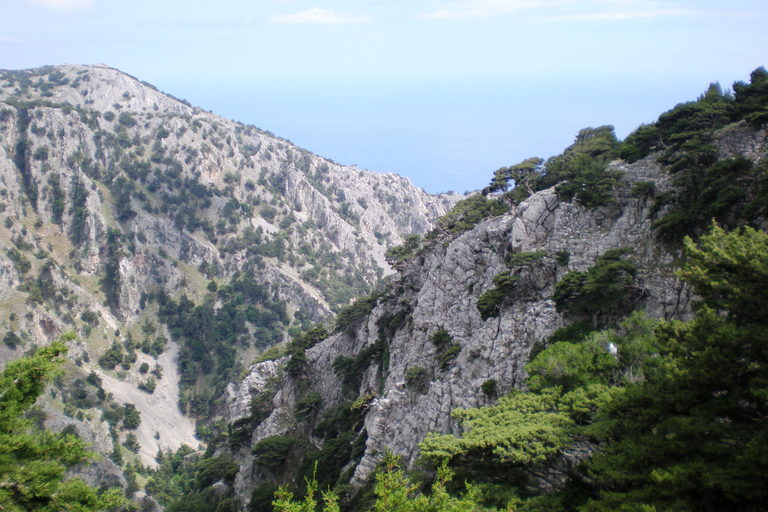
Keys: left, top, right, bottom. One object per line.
{"left": 0, "top": 332, "right": 125, "bottom": 511}
{"left": 584, "top": 224, "right": 768, "bottom": 511}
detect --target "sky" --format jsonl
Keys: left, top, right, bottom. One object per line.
{"left": 1, "top": 1, "right": 766, "bottom": 193}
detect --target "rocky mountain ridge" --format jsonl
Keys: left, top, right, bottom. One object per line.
{"left": 0, "top": 64, "right": 460, "bottom": 472}
{"left": 2, "top": 63, "right": 767, "bottom": 511}
{"left": 227, "top": 120, "right": 767, "bottom": 508}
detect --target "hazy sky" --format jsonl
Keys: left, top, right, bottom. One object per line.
{"left": 2, "top": 0, "right": 766, "bottom": 193}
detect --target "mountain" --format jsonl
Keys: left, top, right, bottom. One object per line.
{"left": 224, "top": 73, "right": 768, "bottom": 510}
{"left": 2, "top": 64, "right": 767, "bottom": 512}
{"left": 0, "top": 64, "right": 460, "bottom": 480}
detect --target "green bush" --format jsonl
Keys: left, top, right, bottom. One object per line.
{"left": 334, "top": 292, "right": 380, "bottom": 336}
{"left": 98, "top": 342, "right": 124, "bottom": 369}
{"left": 436, "top": 194, "right": 509, "bottom": 234}
{"left": 249, "top": 483, "right": 279, "bottom": 512}
{"left": 7, "top": 248, "right": 31, "bottom": 275}
{"left": 118, "top": 112, "right": 137, "bottom": 128}
{"left": 476, "top": 273, "right": 519, "bottom": 321}
{"left": 405, "top": 366, "right": 428, "bottom": 393}
{"left": 652, "top": 157, "right": 754, "bottom": 244}
{"left": 384, "top": 234, "right": 422, "bottom": 264}
{"left": 33, "top": 146, "right": 49, "bottom": 161}
{"left": 439, "top": 343, "right": 462, "bottom": 371}
{"left": 481, "top": 378, "right": 497, "bottom": 397}
{"left": 122, "top": 403, "right": 141, "bottom": 430}
{"left": 332, "top": 339, "right": 385, "bottom": 394}
{"left": 631, "top": 181, "right": 656, "bottom": 198}
{"left": 3, "top": 331, "right": 22, "bottom": 348}
{"left": 295, "top": 391, "right": 322, "bottom": 421}
{"left": 553, "top": 248, "right": 645, "bottom": 323}
{"left": 431, "top": 327, "right": 452, "bottom": 349}
{"left": 554, "top": 156, "right": 623, "bottom": 208}
{"left": 194, "top": 456, "right": 239, "bottom": 489}
{"left": 251, "top": 435, "right": 297, "bottom": 469}
{"left": 506, "top": 250, "right": 546, "bottom": 268}
{"left": 123, "top": 432, "right": 141, "bottom": 453}
{"left": 138, "top": 377, "right": 157, "bottom": 394}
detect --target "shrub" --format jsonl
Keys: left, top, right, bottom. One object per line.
{"left": 118, "top": 112, "right": 137, "bottom": 128}
{"left": 481, "top": 378, "right": 497, "bottom": 397}
{"left": 251, "top": 435, "right": 297, "bottom": 469}
{"left": 122, "top": 403, "right": 141, "bottom": 430}
{"left": 476, "top": 273, "right": 519, "bottom": 321}
{"left": 194, "top": 456, "right": 239, "bottom": 489}
{"left": 3, "top": 331, "right": 22, "bottom": 348}
{"left": 98, "top": 342, "right": 124, "bottom": 369}
{"left": 249, "top": 483, "right": 279, "bottom": 512}
{"left": 332, "top": 340, "right": 385, "bottom": 394}
{"left": 553, "top": 248, "right": 645, "bottom": 323}
{"left": 554, "top": 155, "right": 623, "bottom": 208}
{"left": 80, "top": 310, "right": 99, "bottom": 326}
{"left": 334, "top": 292, "right": 380, "bottom": 336}
{"left": 138, "top": 377, "right": 157, "bottom": 394}
{"left": 7, "top": 248, "right": 32, "bottom": 275}
{"left": 33, "top": 146, "right": 48, "bottom": 161}
{"left": 431, "top": 327, "right": 452, "bottom": 349}
{"left": 405, "top": 366, "right": 428, "bottom": 393}
{"left": 123, "top": 432, "right": 140, "bottom": 453}
{"left": 384, "top": 234, "right": 422, "bottom": 264}
{"left": 439, "top": 343, "right": 462, "bottom": 371}
{"left": 295, "top": 391, "right": 322, "bottom": 421}
{"left": 506, "top": 251, "right": 546, "bottom": 268}
{"left": 631, "top": 181, "right": 656, "bottom": 198}
{"left": 285, "top": 350, "right": 308, "bottom": 378}
{"left": 436, "top": 194, "right": 509, "bottom": 234}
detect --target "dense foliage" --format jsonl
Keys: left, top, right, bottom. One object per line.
{"left": 482, "top": 67, "right": 768, "bottom": 248}
{"left": 620, "top": 68, "right": 768, "bottom": 243}
{"left": 155, "top": 271, "right": 289, "bottom": 419}
{"left": 0, "top": 333, "right": 125, "bottom": 511}
{"left": 273, "top": 455, "right": 482, "bottom": 512}
{"left": 419, "top": 224, "right": 768, "bottom": 511}
{"left": 483, "top": 125, "right": 623, "bottom": 209}
{"left": 553, "top": 248, "right": 645, "bottom": 324}
{"left": 476, "top": 251, "right": 547, "bottom": 321}
{"left": 145, "top": 446, "right": 241, "bottom": 512}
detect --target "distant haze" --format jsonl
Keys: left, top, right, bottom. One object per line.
{"left": 170, "top": 72, "right": 751, "bottom": 194}
{"left": 2, "top": 0, "right": 766, "bottom": 193}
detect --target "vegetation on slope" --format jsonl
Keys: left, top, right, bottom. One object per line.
{"left": 174, "top": 68, "right": 768, "bottom": 511}
{"left": 486, "top": 67, "right": 768, "bottom": 246}
{"left": 420, "top": 223, "right": 768, "bottom": 511}
{"left": 1, "top": 63, "right": 767, "bottom": 512}
{"left": 0, "top": 333, "right": 125, "bottom": 511}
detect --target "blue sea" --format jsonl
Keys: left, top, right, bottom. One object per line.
{"left": 169, "top": 74, "right": 722, "bottom": 195}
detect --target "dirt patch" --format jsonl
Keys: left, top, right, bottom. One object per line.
{"left": 96, "top": 340, "right": 201, "bottom": 467}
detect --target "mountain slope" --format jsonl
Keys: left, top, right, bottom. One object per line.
{"left": 0, "top": 64, "right": 460, "bottom": 470}
{"left": 227, "top": 82, "right": 768, "bottom": 509}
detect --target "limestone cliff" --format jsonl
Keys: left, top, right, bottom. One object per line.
{"left": 0, "top": 65, "right": 459, "bottom": 476}
{"left": 228, "top": 121, "right": 767, "bottom": 507}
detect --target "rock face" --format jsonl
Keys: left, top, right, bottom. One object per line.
{"left": 226, "top": 135, "right": 768, "bottom": 505}
{"left": 0, "top": 65, "right": 459, "bottom": 479}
